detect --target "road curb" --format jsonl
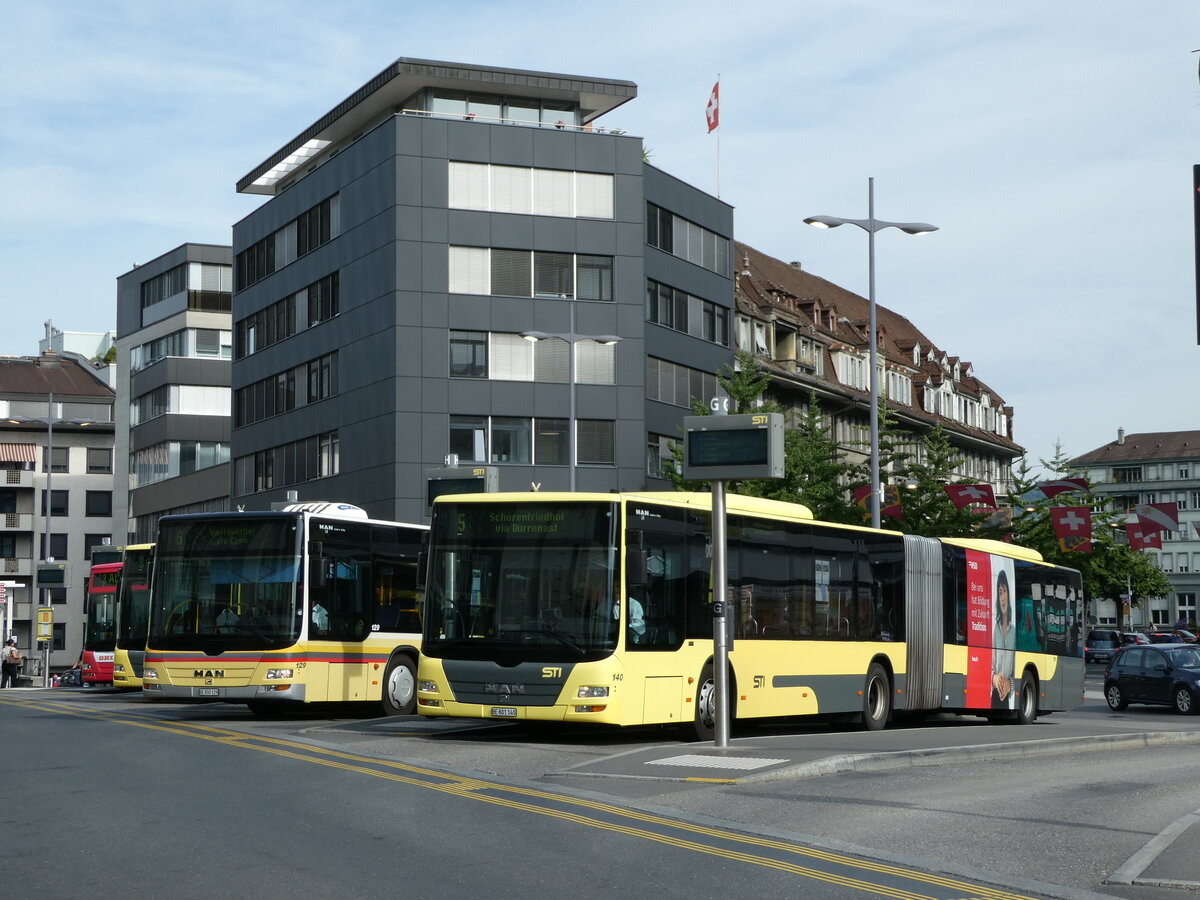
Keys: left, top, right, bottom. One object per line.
{"left": 737, "top": 730, "right": 1200, "bottom": 782}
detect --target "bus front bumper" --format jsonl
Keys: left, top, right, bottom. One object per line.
{"left": 143, "top": 682, "right": 307, "bottom": 703}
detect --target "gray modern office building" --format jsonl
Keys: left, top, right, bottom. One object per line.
{"left": 115, "top": 244, "right": 233, "bottom": 543}
{"left": 230, "top": 58, "right": 733, "bottom": 522}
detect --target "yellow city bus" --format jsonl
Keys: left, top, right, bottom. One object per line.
{"left": 112, "top": 544, "right": 155, "bottom": 690}
{"left": 143, "top": 503, "right": 426, "bottom": 715}
{"left": 416, "top": 491, "right": 1085, "bottom": 739}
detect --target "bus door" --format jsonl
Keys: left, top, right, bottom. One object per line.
{"left": 310, "top": 544, "right": 372, "bottom": 702}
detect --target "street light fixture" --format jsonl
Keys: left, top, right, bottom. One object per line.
{"left": 804, "top": 177, "right": 938, "bottom": 528}
{"left": 521, "top": 303, "right": 621, "bottom": 492}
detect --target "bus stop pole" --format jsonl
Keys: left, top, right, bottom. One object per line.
{"left": 712, "top": 479, "right": 730, "bottom": 749}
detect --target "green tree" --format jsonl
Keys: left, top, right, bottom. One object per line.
{"left": 889, "top": 425, "right": 1001, "bottom": 538}
{"left": 663, "top": 352, "right": 861, "bottom": 522}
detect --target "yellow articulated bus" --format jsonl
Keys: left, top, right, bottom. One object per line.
{"left": 143, "top": 502, "right": 426, "bottom": 715}
{"left": 112, "top": 544, "right": 155, "bottom": 690}
{"left": 416, "top": 491, "right": 1085, "bottom": 739}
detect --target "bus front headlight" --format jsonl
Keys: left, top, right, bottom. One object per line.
{"left": 418, "top": 680, "right": 439, "bottom": 693}
{"left": 265, "top": 669, "right": 294, "bottom": 679}
{"left": 143, "top": 668, "right": 157, "bottom": 680}
{"left": 577, "top": 686, "right": 610, "bottom": 699}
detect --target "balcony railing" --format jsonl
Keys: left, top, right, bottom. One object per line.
{"left": 0, "top": 558, "right": 32, "bottom": 577}
{"left": 2, "top": 469, "right": 33, "bottom": 489}
{"left": 0, "top": 513, "right": 32, "bottom": 532}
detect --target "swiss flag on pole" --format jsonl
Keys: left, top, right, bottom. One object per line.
{"left": 1135, "top": 502, "right": 1180, "bottom": 534}
{"left": 944, "top": 483, "right": 996, "bottom": 509}
{"left": 1050, "top": 507, "right": 1093, "bottom": 553}
{"left": 706, "top": 81, "right": 719, "bottom": 133}
{"left": 1126, "top": 521, "right": 1162, "bottom": 550}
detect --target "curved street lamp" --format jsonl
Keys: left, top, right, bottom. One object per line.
{"left": 804, "top": 177, "right": 938, "bottom": 528}
{"left": 521, "top": 303, "right": 621, "bottom": 492}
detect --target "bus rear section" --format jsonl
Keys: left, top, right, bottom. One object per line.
{"left": 112, "top": 544, "right": 154, "bottom": 690}
{"left": 83, "top": 562, "right": 122, "bottom": 684}
{"left": 144, "top": 504, "right": 425, "bottom": 714}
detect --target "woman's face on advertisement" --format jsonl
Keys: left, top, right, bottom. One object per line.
{"left": 998, "top": 582, "right": 1010, "bottom": 624}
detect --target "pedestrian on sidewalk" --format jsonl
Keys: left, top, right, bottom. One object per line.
{"left": 0, "top": 638, "right": 22, "bottom": 688}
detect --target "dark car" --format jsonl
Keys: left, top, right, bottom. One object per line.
{"left": 1085, "top": 630, "right": 1122, "bottom": 664}
{"left": 1104, "top": 643, "right": 1200, "bottom": 714}
{"left": 1148, "top": 632, "right": 1185, "bottom": 644}
{"left": 1120, "top": 632, "right": 1149, "bottom": 646}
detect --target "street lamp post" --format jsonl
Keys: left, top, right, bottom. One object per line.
{"left": 805, "top": 177, "right": 938, "bottom": 528}
{"left": 521, "top": 302, "right": 621, "bottom": 492}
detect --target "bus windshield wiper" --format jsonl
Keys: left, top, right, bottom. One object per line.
{"left": 498, "top": 625, "right": 585, "bottom": 655}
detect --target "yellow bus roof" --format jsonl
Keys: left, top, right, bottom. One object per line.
{"left": 940, "top": 537, "right": 1044, "bottom": 563}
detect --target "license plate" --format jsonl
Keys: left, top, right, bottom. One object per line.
{"left": 490, "top": 706, "right": 518, "bottom": 718}
{"left": 198, "top": 688, "right": 220, "bottom": 697}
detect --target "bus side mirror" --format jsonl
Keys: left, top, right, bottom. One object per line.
{"left": 415, "top": 550, "right": 427, "bottom": 591}
{"left": 626, "top": 550, "right": 647, "bottom": 588}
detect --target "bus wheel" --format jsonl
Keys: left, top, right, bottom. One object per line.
{"left": 681, "top": 664, "right": 716, "bottom": 742}
{"left": 861, "top": 663, "right": 891, "bottom": 732}
{"left": 381, "top": 655, "right": 417, "bottom": 716}
{"left": 1016, "top": 673, "right": 1038, "bottom": 725}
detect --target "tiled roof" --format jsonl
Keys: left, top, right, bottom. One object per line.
{"left": 0, "top": 356, "right": 114, "bottom": 401}
{"left": 734, "top": 241, "right": 1020, "bottom": 453}
{"left": 1071, "top": 431, "right": 1200, "bottom": 465}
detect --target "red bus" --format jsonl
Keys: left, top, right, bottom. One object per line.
{"left": 83, "top": 561, "right": 122, "bottom": 684}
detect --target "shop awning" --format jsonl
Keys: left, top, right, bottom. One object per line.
{"left": 0, "top": 443, "right": 36, "bottom": 463}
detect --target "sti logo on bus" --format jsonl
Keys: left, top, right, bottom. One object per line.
{"left": 542, "top": 667, "right": 562, "bottom": 678}
{"left": 194, "top": 669, "right": 225, "bottom": 678}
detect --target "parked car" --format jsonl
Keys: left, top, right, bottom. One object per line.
{"left": 1104, "top": 643, "right": 1200, "bottom": 714}
{"left": 1085, "top": 630, "right": 1122, "bottom": 664}
{"left": 1120, "top": 632, "right": 1149, "bottom": 646}
{"left": 1175, "top": 629, "right": 1198, "bottom": 643}
{"left": 1148, "top": 632, "right": 1185, "bottom": 644}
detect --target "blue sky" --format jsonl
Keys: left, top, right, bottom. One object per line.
{"left": 1, "top": 1, "right": 1196, "bottom": 471}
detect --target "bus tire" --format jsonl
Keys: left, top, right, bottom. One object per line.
{"left": 681, "top": 663, "right": 716, "bottom": 742}
{"left": 1016, "top": 672, "right": 1038, "bottom": 725}
{"left": 861, "top": 663, "right": 891, "bottom": 732}
{"left": 381, "top": 654, "right": 417, "bottom": 716}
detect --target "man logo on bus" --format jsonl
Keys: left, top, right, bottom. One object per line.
{"left": 194, "top": 669, "right": 225, "bottom": 678}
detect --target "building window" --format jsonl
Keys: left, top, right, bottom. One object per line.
{"left": 449, "top": 331, "right": 487, "bottom": 378}
{"left": 534, "top": 419, "right": 568, "bottom": 465}
{"left": 232, "top": 430, "right": 340, "bottom": 496}
{"left": 43, "top": 447, "right": 68, "bottom": 474}
{"left": 646, "top": 357, "right": 722, "bottom": 410}
{"left": 41, "top": 533, "right": 67, "bottom": 560}
{"left": 645, "top": 202, "right": 731, "bottom": 277}
{"left": 140, "top": 263, "right": 187, "bottom": 309}
{"left": 1113, "top": 466, "right": 1142, "bottom": 483}
{"left": 86, "top": 491, "right": 113, "bottom": 517}
{"left": 647, "top": 434, "right": 680, "bottom": 479}
{"left": 87, "top": 448, "right": 113, "bottom": 474}
{"left": 0, "top": 535, "right": 14, "bottom": 558}
{"left": 645, "top": 279, "right": 730, "bottom": 346}
{"left": 84, "top": 534, "right": 112, "bottom": 559}
{"left": 236, "top": 195, "right": 339, "bottom": 291}
{"left": 42, "top": 490, "right": 68, "bottom": 517}
{"left": 576, "top": 420, "right": 615, "bottom": 465}
{"left": 307, "top": 272, "right": 340, "bottom": 327}
{"left": 449, "top": 416, "right": 488, "bottom": 463}
{"left": 449, "top": 247, "right": 614, "bottom": 301}
{"left": 491, "top": 418, "right": 532, "bottom": 464}
{"left": 449, "top": 162, "right": 613, "bottom": 219}
{"left": 52, "top": 622, "right": 66, "bottom": 648}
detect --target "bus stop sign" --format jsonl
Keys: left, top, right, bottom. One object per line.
{"left": 682, "top": 413, "right": 785, "bottom": 482}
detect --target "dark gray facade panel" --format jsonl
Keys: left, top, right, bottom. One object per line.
{"left": 131, "top": 358, "right": 230, "bottom": 396}
{"left": 574, "top": 219, "right": 618, "bottom": 255}
{"left": 419, "top": 119, "right": 450, "bottom": 161}
{"left": 446, "top": 210, "right": 490, "bottom": 247}
{"left": 447, "top": 378, "right": 495, "bottom": 413}
{"left": 131, "top": 414, "right": 230, "bottom": 453}
{"left": 413, "top": 371, "right": 448, "bottom": 414}
{"left": 574, "top": 134, "right": 620, "bottom": 174}
{"left": 131, "top": 464, "right": 230, "bottom": 517}
{"left": 445, "top": 122, "right": 493, "bottom": 165}
{"left": 395, "top": 154, "right": 424, "bottom": 207}
{"left": 488, "top": 381, "right": 539, "bottom": 416}
{"left": 530, "top": 131, "right": 579, "bottom": 171}
{"left": 488, "top": 213, "right": 534, "bottom": 249}
{"left": 482, "top": 122, "right": 536, "bottom": 166}
{"left": 419, "top": 244, "right": 449, "bottom": 294}
{"left": 531, "top": 217, "right": 580, "bottom": 253}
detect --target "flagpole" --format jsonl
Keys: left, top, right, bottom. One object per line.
{"left": 715, "top": 74, "right": 721, "bottom": 198}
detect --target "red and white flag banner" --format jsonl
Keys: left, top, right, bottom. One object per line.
{"left": 1126, "top": 521, "right": 1162, "bottom": 550}
{"left": 705, "top": 81, "right": 719, "bottom": 133}
{"left": 944, "top": 483, "right": 996, "bottom": 509}
{"left": 1135, "top": 502, "right": 1180, "bottom": 533}
{"left": 1050, "top": 506, "right": 1092, "bottom": 553}
{"left": 1038, "top": 477, "right": 1089, "bottom": 498}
